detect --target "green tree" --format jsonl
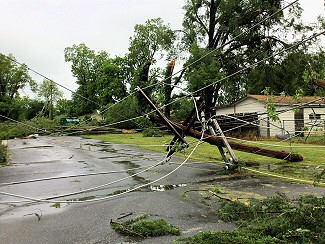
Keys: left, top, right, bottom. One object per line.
{"left": 247, "top": 50, "right": 325, "bottom": 96}
{"left": 64, "top": 44, "right": 108, "bottom": 114}
{"left": 56, "top": 98, "right": 74, "bottom": 116}
{"left": 182, "top": 0, "right": 304, "bottom": 113}
{"left": 127, "top": 18, "right": 176, "bottom": 110}
{"left": 96, "top": 57, "right": 127, "bottom": 105}
{"left": 0, "top": 53, "right": 36, "bottom": 120}
{"left": 37, "top": 79, "right": 63, "bottom": 119}
{"left": 15, "top": 97, "right": 44, "bottom": 120}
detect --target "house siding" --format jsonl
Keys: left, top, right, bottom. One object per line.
{"left": 215, "top": 97, "right": 325, "bottom": 138}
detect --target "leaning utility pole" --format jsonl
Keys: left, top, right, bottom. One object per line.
{"left": 136, "top": 88, "right": 304, "bottom": 163}
{"left": 167, "top": 120, "right": 303, "bottom": 162}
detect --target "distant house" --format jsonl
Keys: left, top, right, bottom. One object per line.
{"left": 215, "top": 95, "right": 325, "bottom": 138}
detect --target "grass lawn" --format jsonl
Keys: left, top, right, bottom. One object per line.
{"left": 85, "top": 133, "right": 325, "bottom": 185}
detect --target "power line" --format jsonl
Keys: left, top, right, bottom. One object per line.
{"left": 137, "top": 0, "right": 300, "bottom": 94}
{"left": 1, "top": 0, "right": 303, "bottom": 125}
{"left": 0, "top": 114, "right": 46, "bottom": 132}
{"left": 0, "top": 132, "right": 205, "bottom": 204}
{"left": 2, "top": 55, "right": 101, "bottom": 107}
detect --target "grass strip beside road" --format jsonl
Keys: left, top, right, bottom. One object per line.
{"left": 85, "top": 133, "right": 325, "bottom": 184}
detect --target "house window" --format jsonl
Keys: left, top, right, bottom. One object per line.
{"left": 309, "top": 114, "right": 321, "bottom": 120}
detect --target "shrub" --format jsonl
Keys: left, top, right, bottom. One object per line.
{"left": 0, "top": 117, "right": 56, "bottom": 140}
{"left": 0, "top": 144, "right": 7, "bottom": 164}
{"left": 142, "top": 128, "right": 164, "bottom": 137}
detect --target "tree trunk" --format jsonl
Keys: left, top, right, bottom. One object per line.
{"left": 163, "top": 60, "right": 176, "bottom": 118}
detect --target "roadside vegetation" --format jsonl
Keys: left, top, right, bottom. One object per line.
{"left": 177, "top": 194, "right": 325, "bottom": 244}
{"left": 0, "top": 118, "right": 56, "bottom": 140}
{"left": 85, "top": 133, "right": 325, "bottom": 185}
{"left": 0, "top": 144, "right": 7, "bottom": 165}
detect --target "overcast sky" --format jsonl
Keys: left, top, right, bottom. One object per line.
{"left": 0, "top": 0, "right": 324, "bottom": 98}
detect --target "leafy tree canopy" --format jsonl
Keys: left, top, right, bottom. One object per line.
{"left": 64, "top": 43, "right": 109, "bottom": 114}
{"left": 0, "top": 53, "right": 36, "bottom": 101}
{"left": 181, "top": 0, "right": 321, "bottom": 112}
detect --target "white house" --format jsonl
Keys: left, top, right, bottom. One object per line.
{"left": 215, "top": 95, "right": 325, "bottom": 138}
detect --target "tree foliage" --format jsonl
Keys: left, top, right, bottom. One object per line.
{"left": 127, "top": 18, "right": 176, "bottom": 110}
{"left": 248, "top": 50, "right": 325, "bottom": 97}
{"left": 37, "top": 80, "right": 63, "bottom": 104}
{"left": 0, "top": 53, "right": 36, "bottom": 120}
{"left": 96, "top": 57, "right": 127, "bottom": 105}
{"left": 182, "top": 0, "right": 309, "bottom": 112}
{"left": 178, "top": 195, "right": 325, "bottom": 244}
{"left": 36, "top": 79, "right": 63, "bottom": 119}
{"left": 64, "top": 44, "right": 109, "bottom": 114}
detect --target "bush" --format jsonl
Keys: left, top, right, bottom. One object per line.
{"left": 142, "top": 128, "right": 164, "bottom": 137}
{"left": 0, "top": 144, "right": 7, "bottom": 164}
{"left": 0, "top": 117, "right": 56, "bottom": 140}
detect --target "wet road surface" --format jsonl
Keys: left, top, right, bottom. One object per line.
{"left": 0, "top": 136, "right": 324, "bottom": 243}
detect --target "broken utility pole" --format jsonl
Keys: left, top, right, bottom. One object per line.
{"left": 137, "top": 88, "right": 303, "bottom": 163}
{"left": 208, "top": 118, "right": 238, "bottom": 167}
{"left": 136, "top": 87, "right": 188, "bottom": 150}
{"left": 168, "top": 120, "right": 303, "bottom": 162}
{"left": 166, "top": 99, "right": 204, "bottom": 158}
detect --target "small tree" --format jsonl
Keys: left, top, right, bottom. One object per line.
{"left": 37, "top": 79, "right": 63, "bottom": 119}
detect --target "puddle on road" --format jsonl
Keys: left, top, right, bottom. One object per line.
{"left": 98, "top": 147, "right": 117, "bottom": 153}
{"left": 98, "top": 155, "right": 125, "bottom": 159}
{"left": 110, "top": 183, "right": 188, "bottom": 194}
{"left": 114, "top": 160, "right": 140, "bottom": 169}
{"left": 81, "top": 142, "right": 118, "bottom": 153}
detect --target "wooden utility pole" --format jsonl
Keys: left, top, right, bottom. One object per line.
{"left": 136, "top": 87, "right": 188, "bottom": 147}
{"left": 138, "top": 88, "right": 303, "bottom": 162}
{"left": 151, "top": 116, "right": 303, "bottom": 162}
{"left": 171, "top": 120, "right": 303, "bottom": 162}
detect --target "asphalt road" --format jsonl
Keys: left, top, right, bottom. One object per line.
{"left": 0, "top": 136, "right": 324, "bottom": 243}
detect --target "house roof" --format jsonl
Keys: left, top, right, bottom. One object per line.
{"left": 247, "top": 94, "right": 325, "bottom": 105}
{"left": 214, "top": 94, "right": 325, "bottom": 110}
